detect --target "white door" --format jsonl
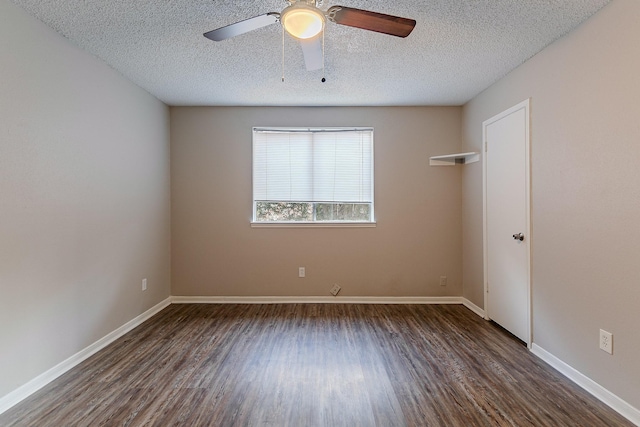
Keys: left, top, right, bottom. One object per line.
{"left": 483, "top": 99, "right": 531, "bottom": 345}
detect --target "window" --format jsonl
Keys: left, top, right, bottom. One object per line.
{"left": 252, "top": 127, "right": 374, "bottom": 225}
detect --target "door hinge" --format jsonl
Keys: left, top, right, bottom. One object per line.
{"left": 484, "top": 141, "right": 488, "bottom": 152}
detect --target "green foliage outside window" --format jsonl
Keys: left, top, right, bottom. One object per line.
{"left": 255, "top": 202, "right": 370, "bottom": 222}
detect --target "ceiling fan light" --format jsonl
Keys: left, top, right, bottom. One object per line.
{"left": 281, "top": 4, "right": 325, "bottom": 39}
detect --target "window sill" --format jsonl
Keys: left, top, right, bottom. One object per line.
{"left": 251, "top": 221, "right": 377, "bottom": 228}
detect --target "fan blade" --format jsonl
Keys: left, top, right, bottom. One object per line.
{"left": 327, "top": 6, "right": 415, "bottom": 38}
{"left": 300, "top": 37, "right": 323, "bottom": 71}
{"left": 204, "top": 13, "right": 280, "bottom": 41}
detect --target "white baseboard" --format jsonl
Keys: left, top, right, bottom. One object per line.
{"left": 531, "top": 344, "right": 640, "bottom": 426}
{"left": 170, "top": 295, "right": 463, "bottom": 305}
{"left": 461, "top": 298, "right": 485, "bottom": 318}
{"left": 0, "top": 297, "right": 172, "bottom": 415}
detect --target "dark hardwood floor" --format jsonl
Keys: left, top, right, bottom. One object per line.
{"left": 1, "top": 304, "right": 632, "bottom": 426}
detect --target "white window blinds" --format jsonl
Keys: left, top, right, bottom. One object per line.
{"left": 253, "top": 128, "right": 374, "bottom": 203}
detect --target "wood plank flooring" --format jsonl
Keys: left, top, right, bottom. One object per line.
{"left": 0, "top": 304, "right": 633, "bottom": 426}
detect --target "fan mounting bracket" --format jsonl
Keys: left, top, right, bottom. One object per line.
{"left": 286, "top": 0, "right": 321, "bottom": 7}
{"left": 326, "top": 6, "right": 341, "bottom": 22}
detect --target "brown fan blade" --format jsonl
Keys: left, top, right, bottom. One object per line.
{"left": 327, "top": 6, "right": 415, "bottom": 38}
{"left": 204, "top": 13, "right": 280, "bottom": 41}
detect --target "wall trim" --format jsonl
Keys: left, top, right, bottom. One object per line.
{"left": 170, "top": 295, "right": 463, "bottom": 305}
{"left": 531, "top": 343, "right": 640, "bottom": 426}
{"left": 461, "top": 298, "right": 485, "bottom": 318}
{"left": 0, "top": 297, "right": 172, "bottom": 416}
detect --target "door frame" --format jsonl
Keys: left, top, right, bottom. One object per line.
{"left": 482, "top": 98, "right": 532, "bottom": 348}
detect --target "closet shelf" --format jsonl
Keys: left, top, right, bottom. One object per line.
{"left": 429, "top": 152, "right": 479, "bottom": 166}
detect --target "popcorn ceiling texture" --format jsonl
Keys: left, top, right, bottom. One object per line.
{"left": 11, "top": 0, "right": 609, "bottom": 106}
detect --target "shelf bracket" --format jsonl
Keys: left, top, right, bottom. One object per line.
{"left": 429, "top": 152, "right": 480, "bottom": 166}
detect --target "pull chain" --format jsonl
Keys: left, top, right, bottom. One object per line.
{"left": 321, "top": 27, "right": 326, "bottom": 82}
{"left": 282, "top": 23, "right": 285, "bottom": 82}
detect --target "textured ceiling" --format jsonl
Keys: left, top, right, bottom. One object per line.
{"left": 11, "top": 0, "right": 609, "bottom": 106}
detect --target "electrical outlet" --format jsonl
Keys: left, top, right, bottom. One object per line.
{"left": 330, "top": 284, "right": 341, "bottom": 296}
{"left": 599, "top": 329, "right": 613, "bottom": 354}
{"left": 142, "top": 278, "right": 147, "bottom": 291}
{"left": 298, "top": 267, "right": 305, "bottom": 278}
{"left": 439, "top": 276, "right": 447, "bottom": 286}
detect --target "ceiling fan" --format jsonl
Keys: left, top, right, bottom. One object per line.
{"left": 203, "top": 0, "right": 416, "bottom": 74}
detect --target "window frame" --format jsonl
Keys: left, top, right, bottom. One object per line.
{"left": 251, "top": 127, "right": 376, "bottom": 228}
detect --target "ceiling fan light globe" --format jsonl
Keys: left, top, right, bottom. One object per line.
{"left": 281, "top": 4, "right": 325, "bottom": 39}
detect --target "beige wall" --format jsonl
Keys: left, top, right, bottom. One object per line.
{"left": 0, "top": 0, "right": 171, "bottom": 399}
{"left": 171, "top": 106, "right": 463, "bottom": 298}
{"left": 462, "top": 0, "right": 640, "bottom": 409}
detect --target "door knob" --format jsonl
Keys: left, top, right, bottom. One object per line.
{"left": 512, "top": 233, "right": 524, "bottom": 241}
